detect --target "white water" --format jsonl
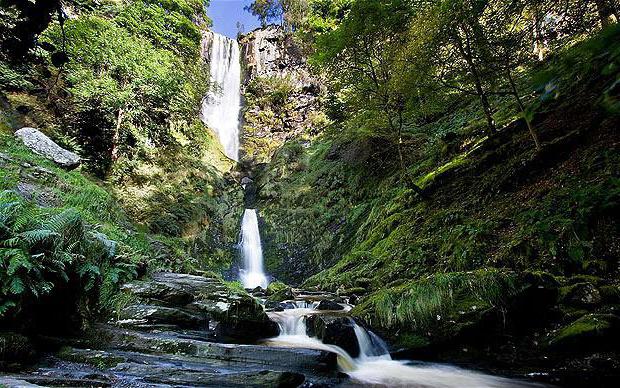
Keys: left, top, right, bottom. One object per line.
{"left": 266, "top": 304, "right": 541, "bottom": 387}
{"left": 239, "top": 209, "right": 269, "bottom": 289}
{"left": 201, "top": 32, "right": 241, "bottom": 161}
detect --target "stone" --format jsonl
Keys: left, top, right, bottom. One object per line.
{"left": 561, "top": 282, "right": 602, "bottom": 308}
{"left": 305, "top": 315, "right": 360, "bottom": 357}
{"left": 117, "top": 272, "right": 279, "bottom": 341}
{"left": 14, "top": 127, "right": 80, "bottom": 169}
{"left": 548, "top": 314, "right": 620, "bottom": 350}
{"left": 315, "top": 300, "right": 344, "bottom": 311}
{"left": 117, "top": 304, "right": 204, "bottom": 329}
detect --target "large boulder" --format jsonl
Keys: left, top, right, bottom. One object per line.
{"left": 548, "top": 314, "right": 620, "bottom": 350}
{"left": 14, "top": 127, "right": 80, "bottom": 169}
{"left": 305, "top": 315, "right": 360, "bottom": 357}
{"left": 116, "top": 272, "right": 278, "bottom": 341}
{"left": 315, "top": 300, "right": 344, "bottom": 311}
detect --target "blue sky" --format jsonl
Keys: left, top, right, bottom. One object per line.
{"left": 207, "top": 0, "right": 262, "bottom": 38}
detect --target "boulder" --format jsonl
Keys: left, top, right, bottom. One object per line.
{"left": 548, "top": 314, "right": 620, "bottom": 350}
{"left": 117, "top": 304, "right": 204, "bottom": 330}
{"left": 561, "top": 282, "right": 602, "bottom": 308}
{"left": 315, "top": 300, "right": 344, "bottom": 311}
{"left": 117, "top": 272, "right": 278, "bottom": 341}
{"left": 306, "top": 315, "right": 360, "bottom": 357}
{"left": 14, "top": 127, "right": 80, "bottom": 169}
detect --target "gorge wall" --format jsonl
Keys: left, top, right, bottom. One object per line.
{"left": 238, "top": 26, "right": 326, "bottom": 165}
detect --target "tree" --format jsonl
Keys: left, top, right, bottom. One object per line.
{"left": 0, "top": 0, "right": 61, "bottom": 60}
{"left": 245, "top": 0, "right": 285, "bottom": 27}
{"left": 314, "top": 0, "right": 426, "bottom": 195}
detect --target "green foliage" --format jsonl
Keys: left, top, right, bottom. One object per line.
{"left": 0, "top": 191, "right": 137, "bottom": 318}
{"left": 34, "top": 0, "right": 210, "bottom": 176}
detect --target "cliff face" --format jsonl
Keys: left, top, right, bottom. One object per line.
{"left": 238, "top": 26, "right": 326, "bottom": 164}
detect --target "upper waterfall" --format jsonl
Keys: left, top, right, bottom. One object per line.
{"left": 201, "top": 32, "right": 241, "bottom": 161}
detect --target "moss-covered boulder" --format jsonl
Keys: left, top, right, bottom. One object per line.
{"left": 560, "top": 282, "right": 602, "bottom": 308}
{"left": 352, "top": 269, "right": 560, "bottom": 352}
{"left": 265, "top": 281, "right": 294, "bottom": 302}
{"left": 548, "top": 314, "right": 620, "bottom": 350}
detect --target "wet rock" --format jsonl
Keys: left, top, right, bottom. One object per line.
{"left": 548, "top": 314, "right": 620, "bottom": 350}
{"left": 561, "top": 282, "right": 602, "bottom": 308}
{"left": 57, "top": 348, "right": 127, "bottom": 369}
{"left": 117, "top": 304, "right": 204, "bottom": 329}
{"left": 118, "top": 272, "right": 278, "bottom": 341}
{"left": 315, "top": 300, "right": 344, "bottom": 311}
{"left": 101, "top": 326, "right": 337, "bottom": 371}
{"left": 0, "top": 377, "right": 43, "bottom": 387}
{"left": 306, "top": 315, "right": 360, "bottom": 357}
{"left": 14, "top": 127, "right": 80, "bottom": 169}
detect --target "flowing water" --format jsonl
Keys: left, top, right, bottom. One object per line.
{"left": 201, "top": 32, "right": 241, "bottom": 161}
{"left": 266, "top": 303, "right": 542, "bottom": 387}
{"left": 239, "top": 209, "right": 269, "bottom": 289}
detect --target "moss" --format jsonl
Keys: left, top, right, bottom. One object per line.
{"left": 57, "top": 347, "right": 125, "bottom": 369}
{"left": 599, "top": 285, "right": 620, "bottom": 304}
{"left": 548, "top": 314, "right": 620, "bottom": 349}
{"left": 393, "top": 333, "right": 431, "bottom": 349}
{"left": 266, "top": 281, "right": 288, "bottom": 295}
{"left": 351, "top": 269, "right": 517, "bottom": 334}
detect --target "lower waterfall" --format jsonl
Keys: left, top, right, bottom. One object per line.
{"left": 239, "top": 209, "right": 269, "bottom": 289}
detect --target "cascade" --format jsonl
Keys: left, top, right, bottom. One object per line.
{"left": 266, "top": 303, "right": 539, "bottom": 387}
{"left": 239, "top": 209, "right": 269, "bottom": 289}
{"left": 201, "top": 32, "right": 241, "bottom": 161}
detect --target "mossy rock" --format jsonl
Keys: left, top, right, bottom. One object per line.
{"left": 548, "top": 313, "right": 620, "bottom": 350}
{"left": 57, "top": 347, "right": 126, "bottom": 369}
{"left": 559, "top": 282, "right": 602, "bottom": 308}
{"left": 599, "top": 285, "right": 620, "bottom": 304}
{"left": 266, "top": 282, "right": 294, "bottom": 302}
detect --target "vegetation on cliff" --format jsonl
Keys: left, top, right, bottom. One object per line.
{"left": 0, "top": 0, "right": 244, "bottom": 332}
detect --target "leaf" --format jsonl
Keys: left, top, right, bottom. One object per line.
{"left": 9, "top": 277, "right": 25, "bottom": 295}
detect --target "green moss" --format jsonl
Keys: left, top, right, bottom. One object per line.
{"left": 351, "top": 269, "right": 517, "bottom": 333}
{"left": 548, "top": 314, "right": 620, "bottom": 349}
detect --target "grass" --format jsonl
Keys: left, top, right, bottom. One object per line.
{"left": 352, "top": 269, "right": 518, "bottom": 333}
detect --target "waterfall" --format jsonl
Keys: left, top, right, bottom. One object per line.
{"left": 239, "top": 209, "right": 269, "bottom": 289}
{"left": 201, "top": 32, "right": 241, "bottom": 161}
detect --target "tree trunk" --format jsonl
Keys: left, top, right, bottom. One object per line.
{"left": 507, "top": 71, "right": 541, "bottom": 150}
{"left": 455, "top": 28, "right": 496, "bottom": 135}
{"left": 112, "top": 108, "right": 124, "bottom": 161}
{"left": 532, "top": 5, "right": 546, "bottom": 61}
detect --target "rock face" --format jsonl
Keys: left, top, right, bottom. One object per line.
{"left": 238, "top": 26, "right": 324, "bottom": 164}
{"left": 14, "top": 127, "right": 80, "bottom": 169}
{"left": 115, "top": 272, "right": 278, "bottom": 341}
{"left": 239, "top": 26, "right": 307, "bottom": 83}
